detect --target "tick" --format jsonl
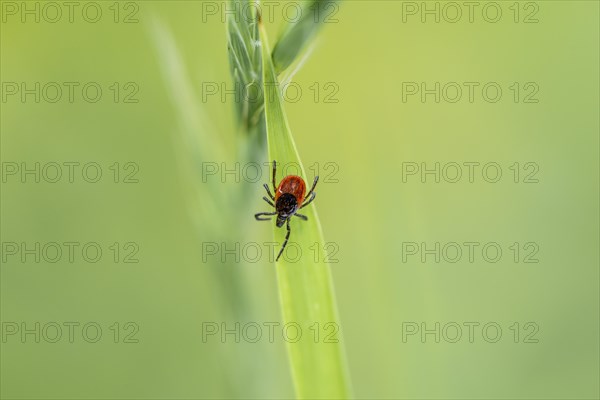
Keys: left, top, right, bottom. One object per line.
{"left": 255, "top": 160, "right": 319, "bottom": 261}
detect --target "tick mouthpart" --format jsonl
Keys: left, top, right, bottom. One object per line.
{"left": 276, "top": 216, "right": 287, "bottom": 228}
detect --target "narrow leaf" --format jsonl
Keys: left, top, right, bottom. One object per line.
{"left": 272, "top": 0, "right": 339, "bottom": 75}
{"left": 259, "top": 18, "right": 351, "bottom": 400}
{"left": 226, "top": 0, "right": 263, "bottom": 130}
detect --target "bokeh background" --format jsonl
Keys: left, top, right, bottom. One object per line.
{"left": 1, "top": 1, "right": 598, "bottom": 399}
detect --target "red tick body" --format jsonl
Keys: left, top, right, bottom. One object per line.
{"left": 254, "top": 161, "right": 319, "bottom": 262}
{"left": 275, "top": 175, "right": 306, "bottom": 207}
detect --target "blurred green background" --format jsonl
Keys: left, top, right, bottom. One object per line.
{"left": 1, "top": 1, "right": 598, "bottom": 399}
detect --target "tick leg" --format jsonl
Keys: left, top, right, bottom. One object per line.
{"left": 263, "top": 184, "right": 275, "bottom": 200}
{"left": 255, "top": 211, "right": 277, "bottom": 221}
{"left": 262, "top": 196, "right": 275, "bottom": 207}
{"left": 272, "top": 160, "right": 277, "bottom": 192}
{"left": 294, "top": 213, "right": 308, "bottom": 221}
{"left": 276, "top": 219, "right": 291, "bottom": 261}
{"left": 300, "top": 175, "right": 318, "bottom": 209}
{"left": 300, "top": 191, "right": 316, "bottom": 209}
{"left": 305, "top": 175, "right": 319, "bottom": 199}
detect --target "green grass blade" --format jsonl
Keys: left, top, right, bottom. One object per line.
{"left": 226, "top": 0, "right": 263, "bottom": 131}
{"left": 259, "top": 19, "right": 351, "bottom": 400}
{"left": 272, "top": 0, "right": 339, "bottom": 75}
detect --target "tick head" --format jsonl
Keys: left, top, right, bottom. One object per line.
{"left": 275, "top": 193, "right": 298, "bottom": 226}
{"left": 275, "top": 215, "right": 287, "bottom": 228}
